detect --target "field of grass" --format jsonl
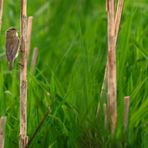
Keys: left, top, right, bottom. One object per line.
{"left": 0, "top": 0, "right": 148, "bottom": 147}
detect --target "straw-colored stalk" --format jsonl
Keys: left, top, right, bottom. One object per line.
{"left": 124, "top": 96, "right": 130, "bottom": 130}
{"left": 20, "top": 0, "right": 28, "bottom": 147}
{"left": 0, "top": 0, "right": 4, "bottom": 31}
{"left": 106, "top": 0, "right": 117, "bottom": 134}
{"left": 31, "top": 47, "right": 38, "bottom": 72}
{"left": 105, "top": 0, "right": 124, "bottom": 134}
{"left": 0, "top": 1, "right": 5, "bottom": 147}
{"left": 115, "top": 0, "right": 125, "bottom": 44}
{"left": 0, "top": 116, "right": 7, "bottom": 148}
{"left": 26, "top": 16, "right": 33, "bottom": 59}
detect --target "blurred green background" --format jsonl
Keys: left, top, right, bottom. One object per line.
{"left": 0, "top": 0, "right": 148, "bottom": 147}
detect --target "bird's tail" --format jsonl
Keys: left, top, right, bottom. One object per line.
{"left": 9, "top": 61, "right": 13, "bottom": 70}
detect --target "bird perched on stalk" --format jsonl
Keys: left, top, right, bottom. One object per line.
{"left": 6, "top": 27, "right": 19, "bottom": 70}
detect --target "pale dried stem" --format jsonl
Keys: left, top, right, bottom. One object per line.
{"left": 106, "top": 0, "right": 117, "bottom": 134}
{"left": 115, "top": 0, "right": 124, "bottom": 44}
{"left": 26, "top": 16, "right": 33, "bottom": 60}
{"left": 0, "top": 116, "right": 7, "bottom": 148}
{"left": 31, "top": 47, "right": 38, "bottom": 72}
{"left": 99, "top": 0, "right": 124, "bottom": 134}
{"left": 0, "top": 0, "right": 4, "bottom": 31}
{"left": 20, "top": 0, "right": 28, "bottom": 147}
{"left": 124, "top": 96, "right": 130, "bottom": 131}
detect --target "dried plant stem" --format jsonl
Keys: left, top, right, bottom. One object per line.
{"left": 97, "top": 0, "right": 124, "bottom": 131}
{"left": 105, "top": 0, "right": 124, "bottom": 134}
{"left": 20, "top": 0, "right": 28, "bottom": 147}
{"left": 0, "top": 1, "right": 5, "bottom": 147}
{"left": 0, "top": 0, "right": 4, "bottom": 31}
{"left": 124, "top": 96, "right": 130, "bottom": 131}
{"left": 31, "top": 47, "right": 38, "bottom": 72}
{"left": 0, "top": 116, "right": 7, "bottom": 148}
{"left": 106, "top": 0, "right": 117, "bottom": 134}
{"left": 26, "top": 16, "right": 33, "bottom": 59}
{"left": 115, "top": 0, "right": 124, "bottom": 44}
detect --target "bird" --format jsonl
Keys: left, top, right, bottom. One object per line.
{"left": 6, "top": 27, "right": 20, "bottom": 70}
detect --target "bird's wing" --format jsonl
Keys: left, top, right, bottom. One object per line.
{"left": 6, "top": 37, "right": 19, "bottom": 62}
{"left": 12, "top": 37, "right": 19, "bottom": 58}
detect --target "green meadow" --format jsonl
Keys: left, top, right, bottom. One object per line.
{"left": 0, "top": 0, "right": 147, "bottom": 147}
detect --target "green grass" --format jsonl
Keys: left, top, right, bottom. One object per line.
{"left": 0, "top": 0, "right": 148, "bottom": 147}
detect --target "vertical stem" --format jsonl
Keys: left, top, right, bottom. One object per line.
{"left": 99, "top": 0, "right": 124, "bottom": 134}
{"left": 0, "top": 0, "right": 4, "bottom": 31}
{"left": 124, "top": 96, "right": 130, "bottom": 131}
{"left": 107, "top": 0, "right": 117, "bottom": 134}
{"left": 115, "top": 0, "right": 124, "bottom": 44}
{"left": 26, "top": 16, "right": 33, "bottom": 60}
{"left": 0, "top": 2, "right": 5, "bottom": 147}
{"left": 0, "top": 116, "right": 7, "bottom": 148}
{"left": 20, "top": 0, "right": 28, "bottom": 147}
{"left": 31, "top": 47, "right": 38, "bottom": 72}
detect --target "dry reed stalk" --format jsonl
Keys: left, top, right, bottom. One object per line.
{"left": 20, "top": 0, "right": 28, "bottom": 147}
{"left": 115, "top": 0, "right": 124, "bottom": 44}
{"left": 0, "top": 116, "right": 6, "bottom": 148}
{"left": 124, "top": 96, "right": 130, "bottom": 131}
{"left": 0, "top": 1, "right": 5, "bottom": 147}
{"left": 0, "top": 0, "right": 4, "bottom": 31}
{"left": 26, "top": 16, "right": 33, "bottom": 59}
{"left": 104, "top": 0, "right": 124, "bottom": 134}
{"left": 31, "top": 47, "right": 38, "bottom": 72}
{"left": 106, "top": 0, "right": 117, "bottom": 134}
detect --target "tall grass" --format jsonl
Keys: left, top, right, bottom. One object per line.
{"left": 0, "top": 0, "right": 147, "bottom": 147}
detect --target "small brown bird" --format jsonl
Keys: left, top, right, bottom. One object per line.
{"left": 6, "top": 27, "right": 19, "bottom": 70}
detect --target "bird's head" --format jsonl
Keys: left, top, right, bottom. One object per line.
{"left": 6, "top": 27, "right": 18, "bottom": 37}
